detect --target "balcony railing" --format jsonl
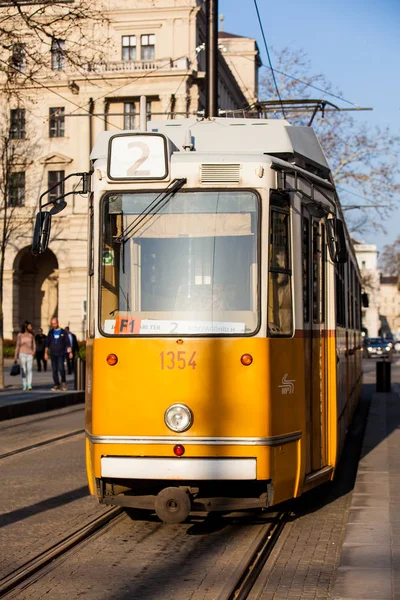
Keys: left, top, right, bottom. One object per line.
{"left": 87, "top": 57, "right": 190, "bottom": 74}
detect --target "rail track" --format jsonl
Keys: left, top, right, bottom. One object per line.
{"left": 0, "top": 507, "right": 123, "bottom": 598}
{"left": 217, "top": 511, "right": 288, "bottom": 600}
{"left": 0, "top": 429, "right": 84, "bottom": 460}
{"left": 0, "top": 406, "right": 84, "bottom": 431}
{"left": 1, "top": 506, "right": 288, "bottom": 599}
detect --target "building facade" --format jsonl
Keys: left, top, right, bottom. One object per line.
{"left": 1, "top": 0, "right": 259, "bottom": 340}
{"left": 380, "top": 276, "right": 400, "bottom": 339}
{"left": 353, "top": 242, "right": 380, "bottom": 338}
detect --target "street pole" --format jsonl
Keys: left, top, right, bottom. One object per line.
{"left": 205, "top": 0, "right": 218, "bottom": 118}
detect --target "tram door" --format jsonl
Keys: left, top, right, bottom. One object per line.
{"left": 302, "top": 211, "right": 327, "bottom": 474}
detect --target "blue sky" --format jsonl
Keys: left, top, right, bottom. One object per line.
{"left": 219, "top": 0, "right": 400, "bottom": 251}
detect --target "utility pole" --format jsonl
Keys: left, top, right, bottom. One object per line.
{"left": 205, "top": 0, "right": 218, "bottom": 118}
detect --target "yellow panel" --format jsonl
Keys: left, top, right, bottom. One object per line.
{"left": 91, "top": 337, "right": 306, "bottom": 439}
{"left": 85, "top": 438, "right": 96, "bottom": 496}
{"left": 272, "top": 442, "right": 299, "bottom": 504}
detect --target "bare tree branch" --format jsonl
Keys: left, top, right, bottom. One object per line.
{"left": 380, "top": 236, "right": 400, "bottom": 277}
{"left": 260, "top": 47, "right": 400, "bottom": 235}
{"left": 0, "top": 110, "right": 38, "bottom": 387}
{"left": 0, "top": 0, "right": 110, "bottom": 95}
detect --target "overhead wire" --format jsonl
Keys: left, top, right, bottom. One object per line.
{"left": 252, "top": 0, "right": 285, "bottom": 117}
{"left": 67, "top": 47, "right": 200, "bottom": 119}
{"left": 218, "top": 44, "right": 253, "bottom": 105}
{"left": 0, "top": 56, "right": 121, "bottom": 129}
{"left": 220, "top": 44, "right": 360, "bottom": 109}
{"left": 2, "top": 34, "right": 360, "bottom": 123}
{"left": 163, "top": 47, "right": 205, "bottom": 119}
{"left": 336, "top": 185, "right": 394, "bottom": 204}
{"left": 263, "top": 65, "right": 360, "bottom": 109}
{"left": 0, "top": 48, "right": 199, "bottom": 128}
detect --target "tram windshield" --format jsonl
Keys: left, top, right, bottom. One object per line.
{"left": 100, "top": 190, "right": 259, "bottom": 336}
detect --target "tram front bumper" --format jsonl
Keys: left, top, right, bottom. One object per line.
{"left": 101, "top": 456, "right": 257, "bottom": 480}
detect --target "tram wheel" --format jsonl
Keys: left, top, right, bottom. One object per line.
{"left": 155, "top": 487, "right": 191, "bottom": 524}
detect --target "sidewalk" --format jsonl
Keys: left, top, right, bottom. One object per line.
{"left": 0, "top": 358, "right": 84, "bottom": 420}
{"left": 333, "top": 381, "right": 400, "bottom": 600}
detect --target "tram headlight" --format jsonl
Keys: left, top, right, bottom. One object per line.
{"left": 165, "top": 404, "right": 193, "bottom": 433}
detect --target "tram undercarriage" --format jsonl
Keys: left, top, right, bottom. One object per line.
{"left": 97, "top": 477, "right": 274, "bottom": 524}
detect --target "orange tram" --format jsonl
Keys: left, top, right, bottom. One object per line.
{"left": 33, "top": 113, "right": 363, "bottom": 523}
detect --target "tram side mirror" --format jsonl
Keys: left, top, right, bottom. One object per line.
{"left": 307, "top": 203, "right": 327, "bottom": 218}
{"left": 362, "top": 293, "right": 369, "bottom": 308}
{"left": 49, "top": 199, "right": 67, "bottom": 215}
{"left": 326, "top": 218, "right": 348, "bottom": 264}
{"left": 32, "top": 211, "right": 51, "bottom": 256}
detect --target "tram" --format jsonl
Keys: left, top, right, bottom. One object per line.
{"left": 33, "top": 110, "right": 363, "bottom": 523}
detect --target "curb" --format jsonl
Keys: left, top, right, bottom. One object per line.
{"left": 0, "top": 391, "right": 85, "bottom": 421}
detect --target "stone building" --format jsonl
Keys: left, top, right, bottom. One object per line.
{"left": 353, "top": 241, "right": 380, "bottom": 338}
{"left": 1, "top": 0, "right": 260, "bottom": 340}
{"left": 380, "top": 276, "right": 400, "bottom": 339}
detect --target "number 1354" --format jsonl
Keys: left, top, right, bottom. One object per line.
{"left": 160, "top": 351, "right": 197, "bottom": 370}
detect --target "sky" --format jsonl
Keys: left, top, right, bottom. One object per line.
{"left": 219, "top": 0, "right": 400, "bottom": 252}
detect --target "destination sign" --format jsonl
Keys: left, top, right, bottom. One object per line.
{"left": 103, "top": 318, "right": 246, "bottom": 335}
{"left": 108, "top": 133, "right": 168, "bottom": 180}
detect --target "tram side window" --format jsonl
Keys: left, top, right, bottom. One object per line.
{"left": 335, "top": 263, "right": 346, "bottom": 327}
{"left": 268, "top": 195, "right": 292, "bottom": 336}
{"left": 347, "top": 262, "right": 352, "bottom": 330}
{"left": 302, "top": 217, "right": 310, "bottom": 323}
{"left": 88, "top": 198, "right": 95, "bottom": 338}
{"left": 101, "top": 202, "right": 121, "bottom": 320}
{"left": 312, "top": 222, "right": 320, "bottom": 324}
{"left": 354, "top": 278, "right": 360, "bottom": 331}
{"left": 321, "top": 224, "right": 325, "bottom": 324}
{"left": 350, "top": 264, "right": 355, "bottom": 330}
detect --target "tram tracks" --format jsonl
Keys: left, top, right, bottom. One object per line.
{"left": 217, "top": 511, "right": 288, "bottom": 600}
{"left": 1, "top": 507, "right": 289, "bottom": 599}
{"left": 0, "top": 429, "right": 84, "bottom": 460}
{"left": 0, "top": 507, "right": 123, "bottom": 598}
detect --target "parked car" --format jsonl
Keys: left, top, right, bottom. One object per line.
{"left": 363, "top": 337, "right": 392, "bottom": 359}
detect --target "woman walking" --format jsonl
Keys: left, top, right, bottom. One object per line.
{"left": 14, "top": 321, "right": 35, "bottom": 391}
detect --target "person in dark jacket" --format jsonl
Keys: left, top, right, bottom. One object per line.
{"left": 64, "top": 326, "right": 79, "bottom": 375}
{"left": 35, "top": 328, "right": 47, "bottom": 372}
{"left": 44, "top": 318, "right": 72, "bottom": 391}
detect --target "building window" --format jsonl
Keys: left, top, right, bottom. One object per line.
{"left": 10, "top": 108, "right": 25, "bottom": 139}
{"left": 48, "top": 170, "right": 65, "bottom": 202}
{"left": 141, "top": 34, "right": 155, "bottom": 60}
{"left": 123, "top": 102, "right": 136, "bottom": 130}
{"left": 146, "top": 100, "right": 152, "bottom": 119}
{"left": 9, "top": 172, "right": 25, "bottom": 206}
{"left": 49, "top": 107, "right": 65, "bottom": 137}
{"left": 122, "top": 36, "right": 136, "bottom": 61}
{"left": 51, "top": 38, "right": 65, "bottom": 71}
{"left": 11, "top": 43, "right": 26, "bottom": 73}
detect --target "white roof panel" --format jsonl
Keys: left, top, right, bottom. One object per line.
{"left": 90, "top": 117, "right": 330, "bottom": 173}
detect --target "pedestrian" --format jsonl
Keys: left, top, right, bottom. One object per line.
{"left": 44, "top": 318, "right": 73, "bottom": 392}
{"left": 64, "top": 326, "right": 79, "bottom": 375}
{"left": 35, "top": 328, "right": 47, "bottom": 372}
{"left": 14, "top": 321, "right": 35, "bottom": 391}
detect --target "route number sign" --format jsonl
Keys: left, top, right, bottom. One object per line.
{"left": 108, "top": 133, "right": 168, "bottom": 180}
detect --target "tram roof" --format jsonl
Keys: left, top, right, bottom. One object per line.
{"left": 90, "top": 117, "right": 330, "bottom": 177}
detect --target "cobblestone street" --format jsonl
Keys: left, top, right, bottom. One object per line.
{"left": 1, "top": 361, "right": 399, "bottom": 599}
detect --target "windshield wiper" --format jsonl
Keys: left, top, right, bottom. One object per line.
{"left": 115, "top": 178, "right": 186, "bottom": 244}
